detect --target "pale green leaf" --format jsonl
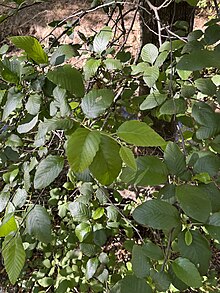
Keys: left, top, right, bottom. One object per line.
{"left": 2, "top": 233, "right": 25, "bottom": 285}
{"left": 81, "top": 88, "right": 114, "bottom": 118}
{"left": 85, "top": 258, "right": 99, "bottom": 280}
{"left": 34, "top": 155, "right": 64, "bottom": 189}
{"left": 141, "top": 43, "right": 159, "bottom": 64}
{"left": 117, "top": 120, "right": 165, "bottom": 147}
{"left": 143, "top": 66, "right": 159, "bottom": 87}
{"left": 93, "top": 26, "right": 112, "bottom": 54}
{"left": 9, "top": 36, "right": 48, "bottom": 64}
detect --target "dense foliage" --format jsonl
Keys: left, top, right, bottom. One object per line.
{"left": 0, "top": 0, "right": 220, "bottom": 292}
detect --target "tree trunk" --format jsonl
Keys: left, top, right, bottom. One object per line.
{"left": 140, "top": 0, "right": 195, "bottom": 46}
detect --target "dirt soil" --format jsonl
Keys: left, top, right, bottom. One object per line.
{"left": 0, "top": 0, "right": 209, "bottom": 49}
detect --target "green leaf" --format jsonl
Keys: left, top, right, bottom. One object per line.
{"left": 160, "top": 98, "right": 186, "bottom": 115}
{"left": 75, "top": 223, "right": 91, "bottom": 242}
{"left": 143, "top": 66, "right": 159, "bottom": 88}
{"left": 206, "top": 225, "right": 220, "bottom": 242}
{"left": 178, "top": 230, "right": 211, "bottom": 275}
{"left": 38, "top": 277, "right": 54, "bottom": 288}
{"left": 204, "top": 24, "right": 220, "bottom": 45}
{"left": 119, "top": 146, "right": 136, "bottom": 170}
{"left": 17, "top": 115, "right": 38, "bottom": 134}
{"left": 134, "top": 156, "right": 168, "bottom": 186}
{"left": 164, "top": 142, "right": 186, "bottom": 176}
{"left": 132, "top": 245, "right": 151, "bottom": 278}
{"left": 85, "top": 258, "right": 99, "bottom": 280}
{"left": 81, "top": 88, "right": 114, "bottom": 118}
{"left": 53, "top": 86, "right": 70, "bottom": 117}
{"left": 2, "top": 89, "right": 23, "bottom": 121}
{"left": 133, "top": 199, "right": 180, "bottom": 230}
{"left": 93, "top": 26, "right": 112, "bottom": 54}
{"left": 9, "top": 36, "right": 48, "bottom": 64}
{"left": 69, "top": 201, "right": 91, "bottom": 222}
{"left": 67, "top": 128, "right": 101, "bottom": 173}
{"left": 12, "top": 188, "right": 27, "bottom": 208}
{"left": 208, "top": 212, "right": 220, "bottom": 226}
{"left": 151, "top": 271, "right": 171, "bottom": 292}
{"left": 34, "top": 155, "right": 64, "bottom": 189}
{"left": 47, "top": 64, "right": 84, "bottom": 97}
{"left": 84, "top": 58, "right": 101, "bottom": 80}
{"left": 93, "top": 229, "right": 107, "bottom": 246}
{"left": 93, "top": 207, "right": 104, "bottom": 220}
{"left": 50, "top": 44, "right": 78, "bottom": 66}
{"left": 104, "top": 58, "right": 122, "bottom": 70}
{"left": 198, "top": 183, "right": 220, "bottom": 212}
{"left": 140, "top": 92, "right": 166, "bottom": 110}
{"left": 193, "top": 154, "right": 220, "bottom": 177}
{"left": 0, "top": 215, "right": 17, "bottom": 237}
{"left": 195, "top": 78, "right": 217, "bottom": 96}
{"left": 2, "top": 233, "right": 25, "bottom": 285}
{"left": 177, "top": 49, "right": 220, "bottom": 71}
{"left": 26, "top": 93, "right": 41, "bottom": 115}
{"left": 141, "top": 43, "right": 159, "bottom": 64}
{"left": 111, "top": 275, "right": 152, "bottom": 293}
{"left": 117, "top": 121, "right": 165, "bottom": 147}
{"left": 89, "top": 134, "right": 122, "bottom": 185}
{"left": 185, "top": 230, "right": 193, "bottom": 246}
{"left": 26, "top": 205, "right": 52, "bottom": 243}
{"left": 142, "top": 241, "right": 164, "bottom": 260}
{"left": 176, "top": 185, "right": 212, "bottom": 223}
{"left": 106, "top": 206, "right": 118, "bottom": 221}
{"left": 172, "top": 257, "right": 202, "bottom": 288}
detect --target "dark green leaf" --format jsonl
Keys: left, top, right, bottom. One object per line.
{"left": 164, "top": 142, "right": 186, "bottom": 176}
{"left": 151, "top": 271, "right": 171, "bottom": 292}
{"left": 90, "top": 134, "right": 122, "bottom": 185}
{"left": 172, "top": 257, "right": 202, "bottom": 288}
{"left": 26, "top": 205, "right": 52, "bottom": 243}
{"left": 195, "top": 78, "right": 217, "bottom": 96}
{"left": 132, "top": 245, "right": 151, "bottom": 278}
{"left": 176, "top": 185, "right": 212, "bottom": 222}
{"left": 133, "top": 199, "right": 180, "bottom": 230}
{"left": 111, "top": 275, "right": 152, "bottom": 293}
{"left": 178, "top": 230, "right": 211, "bottom": 275}
{"left": 47, "top": 64, "right": 84, "bottom": 97}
